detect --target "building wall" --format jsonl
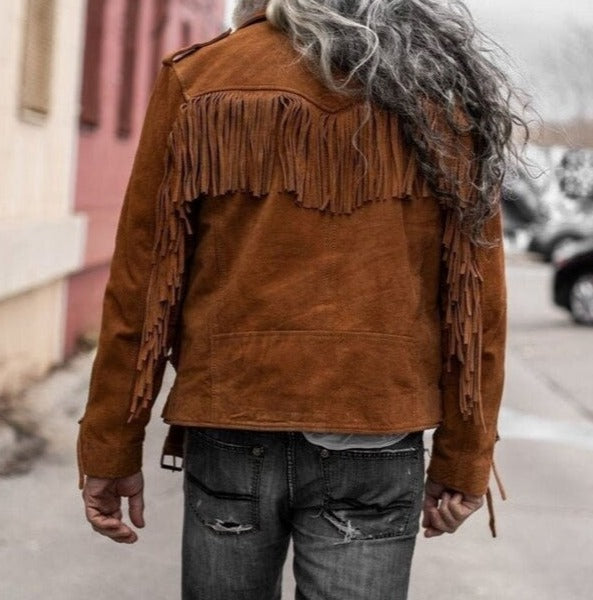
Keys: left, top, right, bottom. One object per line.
{"left": 65, "top": 0, "right": 227, "bottom": 356}
{"left": 0, "top": 282, "right": 65, "bottom": 395}
{"left": 0, "top": 0, "right": 87, "bottom": 394}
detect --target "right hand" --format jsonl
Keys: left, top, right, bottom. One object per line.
{"left": 422, "top": 477, "right": 483, "bottom": 538}
{"left": 82, "top": 471, "right": 145, "bottom": 544}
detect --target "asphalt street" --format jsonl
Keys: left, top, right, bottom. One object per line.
{"left": 0, "top": 253, "right": 591, "bottom": 600}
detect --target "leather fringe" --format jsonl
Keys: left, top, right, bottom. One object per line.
{"left": 128, "top": 91, "right": 482, "bottom": 424}
{"left": 441, "top": 209, "right": 485, "bottom": 427}
{"left": 486, "top": 486, "right": 497, "bottom": 537}
{"left": 486, "top": 459, "right": 508, "bottom": 538}
{"left": 486, "top": 434, "right": 508, "bottom": 537}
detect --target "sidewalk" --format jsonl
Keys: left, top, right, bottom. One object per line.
{"left": 1, "top": 340, "right": 593, "bottom": 599}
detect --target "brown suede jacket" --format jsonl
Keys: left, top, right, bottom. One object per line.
{"left": 77, "top": 14, "right": 507, "bottom": 503}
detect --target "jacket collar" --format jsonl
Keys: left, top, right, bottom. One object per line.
{"left": 236, "top": 10, "right": 268, "bottom": 31}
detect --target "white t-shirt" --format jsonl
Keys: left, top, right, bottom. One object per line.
{"left": 302, "top": 431, "right": 410, "bottom": 450}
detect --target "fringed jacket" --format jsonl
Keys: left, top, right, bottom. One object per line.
{"left": 77, "top": 13, "right": 507, "bottom": 503}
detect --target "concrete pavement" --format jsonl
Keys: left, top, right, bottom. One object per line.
{"left": 1, "top": 255, "right": 592, "bottom": 599}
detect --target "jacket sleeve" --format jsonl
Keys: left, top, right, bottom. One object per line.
{"left": 77, "top": 64, "right": 185, "bottom": 483}
{"left": 427, "top": 208, "right": 507, "bottom": 497}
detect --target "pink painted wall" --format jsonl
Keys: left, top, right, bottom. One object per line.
{"left": 65, "top": 0, "right": 227, "bottom": 356}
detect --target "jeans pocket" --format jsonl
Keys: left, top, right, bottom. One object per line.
{"left": 317, "top": 433, "right": 425, "bottom": 541}
{"left": 184, "top": 428, "right": 265, "bottom": 536}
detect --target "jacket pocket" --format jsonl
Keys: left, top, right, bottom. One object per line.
{"left": 209, "top": 330, "right": 423, "bottom": 428}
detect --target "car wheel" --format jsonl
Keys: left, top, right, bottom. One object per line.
{"left": 569, "top": 273, "right": 593, "bottom": 325}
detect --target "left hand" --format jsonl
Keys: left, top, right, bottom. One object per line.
{"left": 82, "top": 471, "right": 145, "bottom": 544}
{"left": 422, "top": 477, "right": 483, "bottom": 538}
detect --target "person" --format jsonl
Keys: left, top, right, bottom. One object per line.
{"left": 78, "top": 1, "right": 524, "bottom": 598}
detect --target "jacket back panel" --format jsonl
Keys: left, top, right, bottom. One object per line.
{"left": 162, "top": 21, "right": 445, "bottom": 432}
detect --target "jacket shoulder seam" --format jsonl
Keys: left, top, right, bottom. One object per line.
{"left": 185, "top": 87, "right": 357, "bottom": 115}
{"left": 162, "top": 28, "right": 232, "bottom": 66}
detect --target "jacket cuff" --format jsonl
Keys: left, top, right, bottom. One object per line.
{"left": 77, "top": 421, "right": 143, "bottom": 487}
{"left": 427, "top": 448, "right": 493, "bottom": 497}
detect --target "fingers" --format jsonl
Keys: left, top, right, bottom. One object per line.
{"left": 437, "top": 492, "right": 462, "bottom": 530}
{"left": 460, "top": 493, "right": 484, "bottom": 512}
{"left": 448, "top": 493, "right": 474, "bottom": 521}
{"left": 421, "top": 493, "right": 438, "bottom": 529}
{"left": 83, "top": 475, "right": 144, "bottom": 544}
{"left": 421, "top": 509, "right": 431, "bottom": 530}
{"left": 128, "top": 490, "right": 145, "bottom": 529}
{"left": 421, "top": 477, "right": 443, "bottom": 528}
{"left": 424, "top": 526, "right": 445, "bottom": 538}
{"left": 422, "top": 487, "right": 484, "bottom": 538}
{"left": 85, "top": 504, "right": 138, "bottom": 543}
{"left": 424, "top": 505, "right": 455, "bottom": 537}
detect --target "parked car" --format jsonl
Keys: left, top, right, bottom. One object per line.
{"left": 552, "top": 237, "right": 593, "bottom": 326}
{"left": 528, "top": 209, "right": 593, "bottom": 262}
{"left": 501, "top": 183, "right": 546, "bottom": 235}
{"left": 558, "top": 148, "right": 593, "bottom": 200}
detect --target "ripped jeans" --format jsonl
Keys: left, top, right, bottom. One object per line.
{"left": 182, "top": 428, "right": 425, "bottom": 600}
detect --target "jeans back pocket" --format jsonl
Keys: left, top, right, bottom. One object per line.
{"left": 318, "top": 432, "right": 424, "bottom": 541}
{"left": 184, "top": 428, "right": 265, "bottom": 535}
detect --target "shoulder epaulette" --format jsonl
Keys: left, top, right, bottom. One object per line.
{"left": 162, "top": 28, "right": 232, "bottom": 66}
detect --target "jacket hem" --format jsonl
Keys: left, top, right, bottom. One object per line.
{"left": 162, "top": 416, "right": 442, "bottom": 434}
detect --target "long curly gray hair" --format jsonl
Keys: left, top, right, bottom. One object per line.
{"left": 234, "top": 0, "right": 528, "bottom": 241}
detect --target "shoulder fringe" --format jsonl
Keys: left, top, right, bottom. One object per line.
{"left": 128, "top": 90, "right": 484, "bottom": 425}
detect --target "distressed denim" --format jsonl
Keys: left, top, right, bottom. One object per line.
{"left": 182, "top": 428, "right": 425, "bottom": 600}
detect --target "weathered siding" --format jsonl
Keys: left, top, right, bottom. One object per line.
{"left": 0, "top": 0, "right": 87, "bottom": 394}
{"left": 65, "top": 0, "right": 227, "bottom": 356}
